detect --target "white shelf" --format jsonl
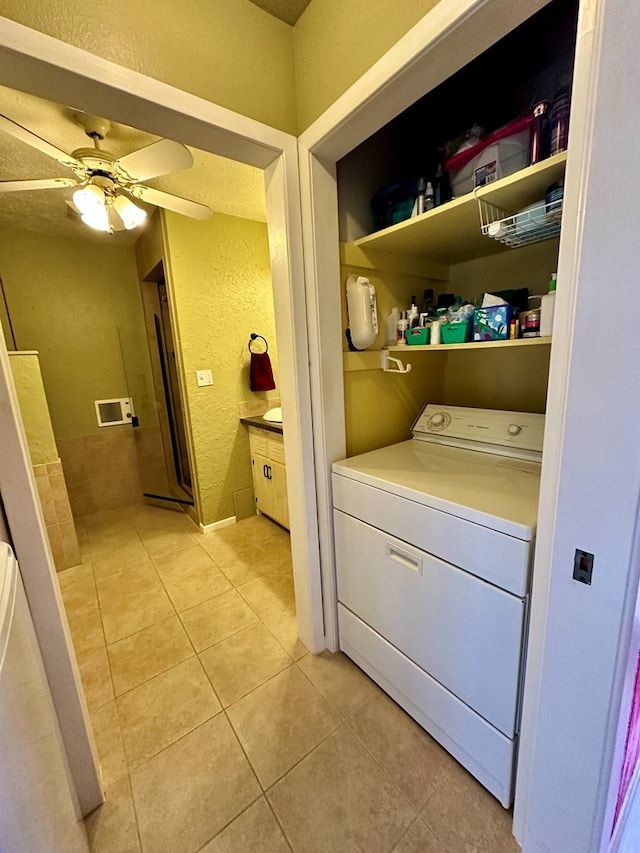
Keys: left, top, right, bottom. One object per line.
{"left": 386, "top": 337, "right": 552, "bottom": 353}
{"left": 353, "top": 153, "right": 567, "bottom": 265}
{"left": 343, "top": 337, "right": 552, "bottom": 373}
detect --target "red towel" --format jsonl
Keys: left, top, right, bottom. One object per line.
{"left": 250, "top": 351, "right": 276, "bottom": 392}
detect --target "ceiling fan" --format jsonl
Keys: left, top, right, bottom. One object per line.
{"left": 0, "top": 112, "right": 212, "bottom": 233}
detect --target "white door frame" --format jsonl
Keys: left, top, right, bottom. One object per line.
{"left": 0, "top": 17, "right": 324, "bottom": 815}
{"left": 298, "top": 0, "right": 638, "bottom": 848}
{"left": 298, "top": 0, "right": 551, "bottom": 648}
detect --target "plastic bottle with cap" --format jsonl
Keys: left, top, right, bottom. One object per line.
{"left": 396, "top": 312, "right": 409, "bottom": 345}
{"left": 540, "top": 273, "right": 557, "bottom": 337}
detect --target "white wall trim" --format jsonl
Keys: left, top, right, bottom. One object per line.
{"left": 199, "top": 516, "right": 236, "bottom": 533}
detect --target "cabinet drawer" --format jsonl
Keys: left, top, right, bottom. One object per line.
{"left": 268, "top": 433, "right": 286, "bottom": 464}
{"left": 334, "top": 509, "right": 526, "bottom": 737}
{"left": 248, "top": 427, "right": 269, "bottom": 457}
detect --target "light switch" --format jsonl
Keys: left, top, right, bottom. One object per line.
{"left": 196, "top": 369, "right": 213, "bottom": 387}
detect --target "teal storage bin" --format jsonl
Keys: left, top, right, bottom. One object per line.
{"left": 440, "top": 321, "right": 472, "bottom": 344}
{"left": 405, "top": 327, "right": 430, "bottom": 345}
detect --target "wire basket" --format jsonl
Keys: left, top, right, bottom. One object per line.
{"left": 477, "top": 196, "right": 563, "bottom": 248}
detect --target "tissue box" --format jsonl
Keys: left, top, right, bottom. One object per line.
{"left": 473, "top": 305, "right": 512, "bottom": 341}
{"left": 405, "top": 327, "right": 430, "bottom": 345}
{"left": 441, "top": 321, "right": 471, "bottom": 344}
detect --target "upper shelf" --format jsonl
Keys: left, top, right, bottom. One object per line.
{"left": 353, "top": 152, "right": 568, "bottom": 266}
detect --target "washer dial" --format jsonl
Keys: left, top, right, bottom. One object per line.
{"left": 427, "top": 412, "right": 451, "bottom": 431}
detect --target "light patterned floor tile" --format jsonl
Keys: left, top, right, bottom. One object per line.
{"left": 227, "top": 665, "right": 339, "bottom": 788}
{"left": 67, "top": 608, "right": 105, "bottom": 656}
{"left": 268, "top": 726, "right": 415, "bottom": 853}
{"left": 96, "top": 560, "right": 160, "bottom": 608}
{"left": 347, "top": 693, "right": 451, "bottom": 809}
{"left": 117, "top": 657, "right": 221, "bottom": 768}
{"left": 59, "top": 565, "right": 98, "bottom": 616}
{"left": 260, "top": 607, "right": 307, "bottom": 661}
{"left": 200, "top": 797, "right": 290, "bottom": 853}
{"left": 92, "top": 541, "right": 149, "bottom": 579}
{"left": 199, "top": 622, "right": 292, "bottom": 707}
{"left": 297, "top": 651, "right": 382, "bottom": 719}
{"left": 236, "top": 571, "right": 295, "bottom": 619}
{"left": 91, "top": 700, "right": 127, "bottom": 787}
{"left": 107, "top": 616, "right": 194, "bottom": 696}
{"left": 392, "top": 818, "right": 448, "bottom": 853}
{"left": 131, "top": 715, "right": 260, "bottom": 853}
{"left": 101, "top": 585, "right": 174, "bottom": 644}
{"left": 180, "top": 589, "right": 258, "bottom": 652}
{"left": 420, "top": 759, "right": 518, "bottom": 853}
{"left": 84, "top": 775, "right": 141, "bottom": 853}
{"left": 141, "top": 529, "right": 202, "bottom": 558}
{"left": 152, "top": 545, "right": 219, "bottom": 586}
{"left": 76, "top": 643, "right": 114, "bottom": 712}
{"left": 163, "top": 562, "right": 232, "bottom": 612}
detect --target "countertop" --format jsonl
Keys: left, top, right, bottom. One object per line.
{"left": 240, "top": 415, "right": 284, "bottom": 435}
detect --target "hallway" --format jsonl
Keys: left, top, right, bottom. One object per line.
{"left": 58, "top": 504, "right": 517, "bottom": 852}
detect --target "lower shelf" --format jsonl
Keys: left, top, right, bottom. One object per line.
{"left": 343, "top": 337, "right": 552, "bottom": 373}
{"left": 386, "top": 337, "right": 552, "bottom": 353}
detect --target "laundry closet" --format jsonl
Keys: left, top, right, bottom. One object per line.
{"left": 329, "top": 0, "right": 579, "bottom": 813}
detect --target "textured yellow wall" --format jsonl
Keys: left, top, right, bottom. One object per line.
{"left": 293, "top": 0, "right": 443, "bottom": 129}
{"left": 1, "top": 0, "right": 297, "bottom": 134}
{"left": 8, "top": 353, "right": 59, "bottom": 465}
{"left": 0, "top": 226, "right": 149, "bottom": 439}
{"left": 162, "top": 211, "right": 278, "bottom": 526}
{"left": 341, "top": 258, "right": 446, "bottom": 456}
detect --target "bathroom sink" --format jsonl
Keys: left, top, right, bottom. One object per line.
{"left": 263, "top": 407, "right": 283, "bottom": 423}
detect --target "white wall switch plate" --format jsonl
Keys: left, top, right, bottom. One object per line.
{"left": 196, "top": 369, "right": 213, "bottom": 387}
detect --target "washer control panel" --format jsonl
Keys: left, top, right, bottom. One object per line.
{"left": 413, "top": 404, "right": 545, "bottom": 455}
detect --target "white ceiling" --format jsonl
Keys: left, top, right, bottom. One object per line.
{"left": 247, "top": 0, "right": 311, "bottom": 25}
{"left": 0, "top": 85, "right": 267, "bottom": 244}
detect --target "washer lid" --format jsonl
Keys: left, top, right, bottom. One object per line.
{"left": 413, "top": 404, "right": 545, "bottom": 460}
{"left": 333, "top": 439, "right": 541, "bottom": 540}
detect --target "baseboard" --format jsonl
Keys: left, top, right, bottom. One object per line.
{"left": 199, "top": 516, "right": 236, "bottom": 533}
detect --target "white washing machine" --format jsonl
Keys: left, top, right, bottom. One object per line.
{"left": 332, "top": 404, "right": 545, "bottom": 807}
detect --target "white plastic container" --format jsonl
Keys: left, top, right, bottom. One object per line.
{"left": 451, "top": 134, "right": 530, "bottom": 196}
{"left": 540, "top": 273, "right": 557, "bottom": 337}
{"left": 386, "top": 307, "right": 400, "bottom": 346}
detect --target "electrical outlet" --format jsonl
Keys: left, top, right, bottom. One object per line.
{"left": 196, "top": 369, "right": 213, "bottom": 387}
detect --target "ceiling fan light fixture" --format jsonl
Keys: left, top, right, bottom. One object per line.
{"left": 72, "top": 183, "right": 105, "bottom": 216}
{"left": 80, "top": 206, "right": 110, "bottom": 232}
{"left": 113, "top": 194, "right": 147, "bottom": 230}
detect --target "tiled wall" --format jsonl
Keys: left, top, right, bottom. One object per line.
{"left": 33, "top": 460, "right": 81, "bottom": 571}
{"left": 57, "top": 430, "right": 142, "bottom": 518}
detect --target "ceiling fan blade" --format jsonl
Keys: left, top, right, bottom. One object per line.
{"left": 115, "top": 139, "right": 193, "bottom": 183}
{"left": 0, "top": 177, "right": 79, "bottom": 193}
{"left": 128, "top": 184, "right": 212, "bottom": 220}
{"left": 0, "top": 115, "right": 82, "bottom": 171}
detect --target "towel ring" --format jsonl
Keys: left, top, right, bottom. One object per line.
{"left": 248, "top": 333, "right": 269, "bottom": 354}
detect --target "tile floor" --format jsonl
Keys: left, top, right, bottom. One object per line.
{"left": 58, "top": 503, "right": 519, "bottom": 853}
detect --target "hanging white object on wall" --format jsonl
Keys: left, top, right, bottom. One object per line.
{"left": 346, "top": 274, "right": 378, "bottom": 350}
